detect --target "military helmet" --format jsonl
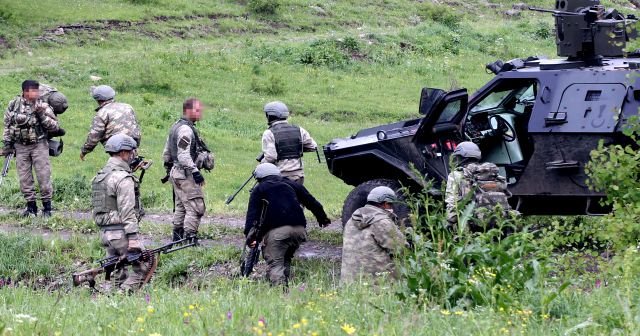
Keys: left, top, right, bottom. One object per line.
{"left": 92, "top": 85, "right": 116, "bottom": 101}
{"left": 367, "top": 186, "right": 397, "bottom": 203}
{"left": 263, "top": 101, "right": 289, "bottom": 119}
{"left": 452, "top": 141, "right": 482, "bottom": 160}
{"left": 104, "top": 134, "right": 137, "bottom": 153}
{"left": 47, "top": 91, "right": 69, "bottom": 114}
{"left": 254, "top": 163, "right": 280, "bottom": 179}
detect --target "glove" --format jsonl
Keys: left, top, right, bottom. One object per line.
{"left": 318, "top": 217, "right": 331, "bottom": 227}
{"left": 48, "top": 128, "right": 66, "bottom": 137}
{"left": 192, "top": 171, "right": 205, "bottom": 185}
{"left": 127, "top": 237, "right": 144, "bottom": 253}
{"left": 2, "top": 143, "right": 14, "bottom": 157}
{"left": 163, "top": 162, "right": 173, "bottom": 174}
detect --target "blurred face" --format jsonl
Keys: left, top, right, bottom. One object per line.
{"left": 185, "top": 100, "right": 203, "bottom": 122}
{"left": 23, "top": 88, "right": 39, "bottom": 101}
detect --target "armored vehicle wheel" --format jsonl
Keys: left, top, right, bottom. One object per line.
{"left": 341, "top": 179, "right": 411, "bottom": 227}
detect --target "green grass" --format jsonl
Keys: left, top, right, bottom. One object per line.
{"left": 0, "top": 0, "right": 559, "bottom": 219}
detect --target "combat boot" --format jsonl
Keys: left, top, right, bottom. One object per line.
{"left": 22, "top": 201, "right": 37, "bottom": 217}
{"left": 172, "top": 227, "right": 184, "bottom": 242}
{"left": 42, "top": 201, "right": 53, "bottom": 217}
{"left": 185, "top": 231, "right": 199, "bottom": 246}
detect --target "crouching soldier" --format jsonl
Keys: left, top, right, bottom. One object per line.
{"left": 244, "top": 163, "right": 330, "bottom": 286}
{"left": 92, "top": 134, "right": 148, "bottom": 292}
{"left": 340, "top": 187, "right": 407, "bottom": 285}
{"left": 445, "top": 141, "right": 516, "bottom": 230}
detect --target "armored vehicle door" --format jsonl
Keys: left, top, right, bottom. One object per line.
{"left": 413, "top": 88, "right": 468, "bottom": 180}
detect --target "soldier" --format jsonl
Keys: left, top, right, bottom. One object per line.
{"left": 245, "top": 163, "right": 330, "bottom": 286}
{"left": 445, "top": 141, "right": 513, "bottom": 229}
{"left": 80, "top": 85, "right": 141, "bottom": 161}
{"left": 340, "top": 186, "right": 407, "bottom": 285}
{"left": 92, "top": 134, "right": 148, "bottom": 292}
{"left": 260, "top": 101, "right": 317, "bottom": 184}
{"left": 2, "top": 80, "right": 66, "bottom": 217}
{"left": 162, "top": 98, "right": 214, "bottom": 243}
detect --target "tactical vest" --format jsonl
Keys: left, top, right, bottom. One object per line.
{"left": 168, "top": 118, "right": 201, "bottom": 165}
{"left": 7, "top": 97, "right": 46, "bottom": 145}
{"left": 270, "top": 123, "right": 302, "bottom": 160}
{"left": 460, "top": 162, "right": 512, "bottom": 215}
{"left": 91, "top": 167, "right": 141, "bottom": 226}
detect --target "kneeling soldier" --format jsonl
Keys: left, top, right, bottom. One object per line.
{"left": 92, "top": 134, "right": 147, "bottom": 292}
{"left": 245, "top": 163, "right": 330, "bottom": 286}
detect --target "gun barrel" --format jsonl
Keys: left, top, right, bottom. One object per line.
{"left": 528, "top": 7, "right": 581, "bottom": 15}
{"left": 225, "top": 173, "right": 255, "bottom": 205}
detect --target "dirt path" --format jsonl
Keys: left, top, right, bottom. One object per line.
{"left": 0, "top": 207, "right": 343, "bottom": 260}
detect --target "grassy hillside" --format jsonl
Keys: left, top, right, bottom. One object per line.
{"left": 0, "top": 0, "right": 560, "bottom": 217}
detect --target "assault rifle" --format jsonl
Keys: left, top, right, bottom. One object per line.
{"left": 225, "top": 153, "right": 264, "bottom": 205}
{"left": 72, "top": 237, "right": 196, "bottom": 288}
{"left": 0, "top": 152, "right": 13, "bottom": 186}
{"left": 130, "top": 156, "right": 153, "bottom": 184}
{"left": 240, "top": 199, "right": 269, "bottom": 277}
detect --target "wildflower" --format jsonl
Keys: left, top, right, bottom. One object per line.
{"left": 189, "top": 305, "right": 195, "bottom": 310}
{"left": 147, "top": 305, "right": 155, "bottom": 314}
{"left": 258, "top": 319, "right": 266, "bottom": 328}
{"left": 311, "top": 332, "right": 319, "bottom": 336}
{"left": 454, "top": 311, "right": 464, "bottom": 316}
{"left": 227, "top": 310, "right": 232, "bottom": 320}
{"left": 139, "top": 328, "right": 145, "bottom": 332}
{"left": 54, "top": 332, "right": 62, "bottom": 336}
{"left": 183, "top": 312, "right": 191, "bottom": 318}
{"left": 293, "top": 323, "right": 301, "bottom": 329}
{"left": 341, "top": 323, "right": 356, "bottom": 335}
{"left": 499, "top": 327, "right": 509, "bottom": 334}
{"left": 15, "top": 313, "right": 37, "bottom": 323}
{"left": 149, "top": 333, "right": 162, "bottom": 336}
{"left": 440, "top": 310, "right": 451, "bottom": 316}
{"left": 145, "top": 294, "right": 151, "bottom": 304}
{"left": 137, "top": 316, "right": 145, "bottom": 323}
{"left": 542, "top": 314, "right": 550, "bottom": 320}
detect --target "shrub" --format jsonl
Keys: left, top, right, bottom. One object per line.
{"left": 250, "top": 74, "right": 286, "bottom": 95}
{"left": 248, "top": 0, "right": 281, "bottom": 16}
{"left": 417, "top": 3, "right": 462, "bottom": 31}
{"left": 585, "top": 116, "right": 640, "bottom": 251}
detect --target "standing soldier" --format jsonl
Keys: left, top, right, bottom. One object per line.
{"left": 162, "top": 98, "right": 214, "bottom": 243}
{"left": 80, "top": 85, "right": 141, "bottom": 160}
{"left": 92, "top": 134, "right": 148, "bottom": 292}
{"left": 260, "top": 101, "right": 317, "bottom": 184}
{"left": 340, "top": 187, "right": 407, "bottom": 284}
{"left": 2, "top": 80, "right": 66, "bottom": 217}
{"left": 245, "top": 163, "right": 330, "bottom": 287}
{"left": 445, "top": 141, "right": 514, "bottom": 230}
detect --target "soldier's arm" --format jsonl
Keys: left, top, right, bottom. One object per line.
{"left": 161, "top": 136, "right": 171, "bottom": 163}
{"left": 244, "top": 189, "right": 261, "bottom": 236}
{"left": 371, "top": 218, "right": 407, "bottom": 255}
{"left": 444, "top": 172, "right": 459, "bottom": 217}
{"left": 35, "top": 103, "right": 60, "bottom": 132}
{"left": 130, "top": 107, "right": 142, "bottom": 145}
{"left": 260, "top": 130, "right": 277, "bottom": 163}
{"left": 81, "top": 113, "right": 107, "bottom": 155}
{"left": 3, "top": 103, "right": 13, "bottom": 144}
{"left": 176, "top": 125, "right": 197, "bottom": 172}
{"left": 115, "top": 176, "right": 139, "bottom": 236}
{"left": 289, "top": 181, "right": 329, "bottom": 222}
{"left": 300, "top": 127, "right": 317, "bottom": 152}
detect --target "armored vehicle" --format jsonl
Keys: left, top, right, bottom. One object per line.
{"left": 324, "top": 0, "right": 640, "bottom": 224}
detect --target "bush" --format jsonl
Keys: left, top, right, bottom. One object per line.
{"left": 250, "top": 74, "right": 286, "bottom": 95}
{"left": 248, "top": 0, "right": 281, "bottom": 16}
{"left": 585, "top": 116, "right": 640, "bottom": 251}
{"left": 397, "top": 188, "right": 553, "bottom": 310}
{"left": 417, "top": 3, "right": 462, "bottom": 31}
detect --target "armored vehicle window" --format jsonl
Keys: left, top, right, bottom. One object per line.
{"left": 437, "top": 100, "right": 461, "bottom": 123}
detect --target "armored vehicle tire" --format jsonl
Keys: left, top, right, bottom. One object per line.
{"left": 341, "top": 179, "right": 411, "bottom": 227}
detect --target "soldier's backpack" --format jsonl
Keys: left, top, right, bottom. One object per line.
{"left": 463, "top": 162, "right": 512, "bottom": 217}
{"left": 39, "top": 84, "right": 68, "bottom": 115}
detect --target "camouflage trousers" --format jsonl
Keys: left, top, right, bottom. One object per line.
{"left": 100, "top": 229, "right": 149, "bottom": 291}
{"left": 262, "top": 225, "right": 306, "bottom": 286}
{"left": 14, "top": 141, "right": 52, "bottom": 202}
{"left": 170, "top": 169, "right": 205, "bottom": 235}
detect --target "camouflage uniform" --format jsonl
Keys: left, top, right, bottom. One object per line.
{"left": 81, "top": 100, "right": 141, "bottom": 156}
{"left": 340, "top": 204, "right": 406, "bottom": 284}
{"left": 261, "top": 120, "right": 317, "bottom": 183}
{"left": 92, "top": 156, "right": 147, "bottom": 291}
{"left": 3, "top": 96, "right": 61, "bottom": 203}
{"left": 445, "top": 162, "right": 512, "bottom": 227}
{"left": 162, "top": 118, "right": 207, "bottom": 237}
